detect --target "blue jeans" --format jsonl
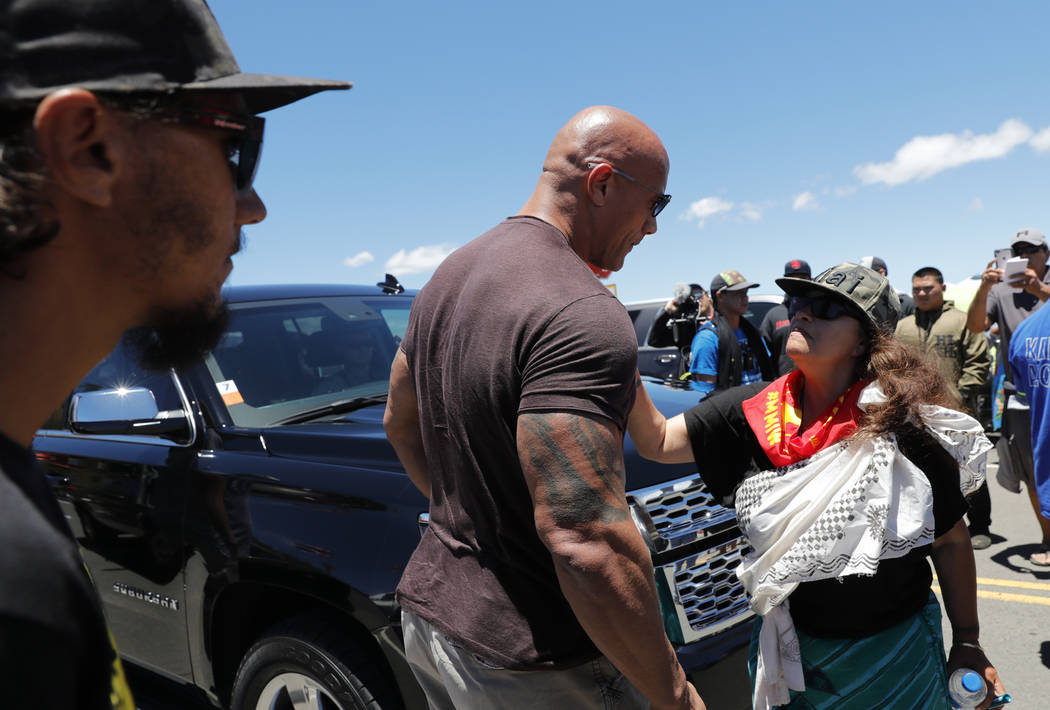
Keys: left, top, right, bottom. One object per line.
{"left": 402, "top": 610, "right": 650, "bottom": 710}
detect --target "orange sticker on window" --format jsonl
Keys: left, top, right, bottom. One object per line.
{"left": 217, "top": 380, "right": 244, "bottom": 407}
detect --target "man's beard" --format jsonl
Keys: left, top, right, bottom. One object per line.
{"left": 123, "top": 300, "right": 230, "bottom": 372}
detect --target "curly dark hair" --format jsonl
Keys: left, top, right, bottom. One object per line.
{"left": 0, "top": 110, "right": 58, "bottom": 272}
{"left": 853, "top": 329, "right": 962, "bottom": 438}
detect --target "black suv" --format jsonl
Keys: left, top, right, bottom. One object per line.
{"left": 35, "top": 284, "right": 752, "bottom": 709}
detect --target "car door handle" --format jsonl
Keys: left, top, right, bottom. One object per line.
{"left": 657, "top": 355, "right": 677, "bottom": 364}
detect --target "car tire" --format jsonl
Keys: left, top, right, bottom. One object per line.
{"left": 230, "top": 613, "right": 399, "bottom": 710}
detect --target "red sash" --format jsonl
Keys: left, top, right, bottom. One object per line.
{"left": 741, "top": 371, "right": 866, "bottom": 467}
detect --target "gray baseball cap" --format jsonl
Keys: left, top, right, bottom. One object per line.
{"left": 777, "top": 262, "right": 902, "bottom": 332}
{"left": 1011, "top": 228, "right": 1046, "bottom": 247}
{"left": 0, "top": 0, "right": 351, "bottom": 114}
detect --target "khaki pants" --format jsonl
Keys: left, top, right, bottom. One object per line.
{"left": 402, "top": 610, "right": 650, "bottom": 710}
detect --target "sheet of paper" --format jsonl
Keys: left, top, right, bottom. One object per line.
{"left": 1005, "top": 256, "right": 1028, "bottom": 292}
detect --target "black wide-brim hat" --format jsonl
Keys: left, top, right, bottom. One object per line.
{"left": 776, "top": 262, "right": 902, "bottom": 333}
{"left": 0, "top": 0, "right": 351, "bottom": 114}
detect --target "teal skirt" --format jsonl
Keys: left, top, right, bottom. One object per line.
{"left": 747, "top": 593, "right": 951, "bottom": 709}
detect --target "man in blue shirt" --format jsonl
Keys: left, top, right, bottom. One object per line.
{"left": 1008, "top": 302, "right": 1050, "bottom": 541}
{"left": 689, "top": 269, "right": 774, "bottom": 396}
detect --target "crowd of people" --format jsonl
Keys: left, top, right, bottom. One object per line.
{"left": 651, "top": 237, "right": 1050, "bottom": 565}
{"left": 0, "top": 2, "right": 1040, "bottom": 710}
{"left": 384, "top": 102, "right": 1027, "bottom": 708}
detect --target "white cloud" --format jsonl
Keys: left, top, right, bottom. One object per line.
{"left": 738, "top": 202, "right": 764, "bottom": 221}
{"left": 853, "top": 119, "right": 1033, "bottom": 186}
{"left": 343, "top": 251, "right": 375, "bottom": 268}
{"left": 967, "top": 197, "right": 984, "bottom": 212}
{"left": 681, "top": 197, "right": 733, "bottom": 229}
{"left": 833, "top": 185, "right": 857, "bottom": 198}
{"left": 1030, "top": 126, "right": 1050, "bottom": 153}
{"left": 792, "top": 192, "right": 819, "bottom": 211}
{"left": 385, "top": 243, "right": 457, "bottom": 275}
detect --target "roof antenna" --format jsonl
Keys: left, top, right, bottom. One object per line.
{"left": 377, "top": 273, "right": 405, "bottom": 294}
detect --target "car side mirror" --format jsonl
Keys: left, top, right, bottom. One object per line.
{"left": 71, "top": 388, "right": 190, "bottom": 437}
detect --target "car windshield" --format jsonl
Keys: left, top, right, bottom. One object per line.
{"left": 204, "top": 295, "right": 412, "bottom": 427}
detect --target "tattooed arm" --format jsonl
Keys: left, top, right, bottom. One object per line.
{"left": 384, "top": 350, "right": 430, "bottom": 498}
{"left": 518, "top": 412, "right": 705, "bottom": 710}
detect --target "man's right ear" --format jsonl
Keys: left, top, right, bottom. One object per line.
{"left": 584, "top": 163, "right": 613, "bottom": 207}
{"left": 33, "top": 89, "right": 128, "bottom": 208}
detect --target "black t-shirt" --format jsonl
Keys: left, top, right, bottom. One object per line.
{"left": 397, "top": 216, "right": 638, "bottom": 668}
{"left": 0, "top": 432, "right": 134, "bottom": 708}
{"left": 684, "top": 383, "right": 968, "bottom": 638}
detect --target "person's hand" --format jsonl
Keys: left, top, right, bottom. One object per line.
{"left": 980, "top": 259, "right": 1003, "bottom": 288}
{"left": 1009, "top": 266, "right": 1050, "bottom": 299}
{"left": 947, "top": 644, "right": 1006, "bottom": 710}
{"left": 663, "top": 298, "right": 679, "bottom": 314}
{"left": 682, "top": 682, "right": 706, "bottom": 710}
{"left": 656, "top": 681, "right": 705, "bottom": 710}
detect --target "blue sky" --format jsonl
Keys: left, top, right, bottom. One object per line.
{"left": 213, "top": 1, "right": 1050, "bottom": 303}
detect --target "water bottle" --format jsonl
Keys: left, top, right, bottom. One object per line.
{"left": 948, "top": 668, "right": 986, "bottom": 709}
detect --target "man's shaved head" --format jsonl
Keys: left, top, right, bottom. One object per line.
{"left": 518, "top": 105, "right": 669, "bottom": 271}
{"left": 542, "top": 106, "right": 668, "bottom": 183}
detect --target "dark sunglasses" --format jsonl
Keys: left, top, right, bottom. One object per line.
{"left": 788, "top": 295, "right": 854, "bottom": 320}
{"left": 1012, "top": 243, "right": 1044, "bottom": 257}
{"left": 156, "top": 106, "right": 265, "bottom": 192}
{"left": 585, "top": 162, "right": 671, "bottom": 217}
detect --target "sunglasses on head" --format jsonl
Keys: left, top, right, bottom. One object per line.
{"left": 787, "top": 295, "right": 854, "bottom": 320}
{"left": 157, "top": 106, "right": 265, "bottom": 192}
{"left": 1012, "top": 243, "right": 1044, "bottom": 257}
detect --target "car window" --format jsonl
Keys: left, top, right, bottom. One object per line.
{"left": 206, "top": 296, "right": 412, "bottom": 428}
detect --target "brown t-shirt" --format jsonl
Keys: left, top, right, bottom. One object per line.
{"left": 396, "top": 216, "right": 638, "bottom": 669}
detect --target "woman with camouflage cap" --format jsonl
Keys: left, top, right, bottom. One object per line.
{"left": 629, "top": 263, "right": 1006, "bottom": 709}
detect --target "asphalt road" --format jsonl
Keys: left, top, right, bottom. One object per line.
{"left": 131, "top": 442, "right": 1047, "bottom": 710}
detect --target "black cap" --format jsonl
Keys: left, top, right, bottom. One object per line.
{"left": 0, "top": 0, "right": 351, "bottom": 114}
{"left": 783, "top": 259, "right": 811, "bottom": 277}
{"left": 777, "top": 262, "right": 901, "bottom": 333}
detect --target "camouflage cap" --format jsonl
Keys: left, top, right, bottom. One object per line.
{"left": 710, "top": 269, "right": 759, "bottom": 294}
{"left": 776, "top": 262, "right": 901, "bottom": 332}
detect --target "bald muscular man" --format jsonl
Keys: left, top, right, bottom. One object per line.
{"left": 384, "top": 107, "right": 704, "bottom": 709}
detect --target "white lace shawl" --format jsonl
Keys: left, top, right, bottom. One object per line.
{"left": 736, "top": 382, "right": 991, "bottom": 710}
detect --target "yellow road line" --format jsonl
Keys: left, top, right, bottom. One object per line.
{"left": 975, "top": 576, "right": 1050, "bottom": 592}
{"left": 932, "top": 585, "right": 1050, "bottom": 606}
{"left": 933, "top": 574, "right": 1050, "bottom": 592}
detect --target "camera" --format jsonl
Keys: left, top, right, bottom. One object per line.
{"left": 647, "top": 283, "right": 710, "bottom": 351}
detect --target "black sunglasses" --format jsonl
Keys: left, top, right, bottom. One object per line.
{"left": 585, "top": 162, "right": 671, "bottom": 217}
{"left": 1012, "top": 243, "right": 1044, "bottom": 257}
{"left": 156, "top": 106, "right": 265, "bottom": 192}
{"left": 788, "top": 295, "right": 854, "bottom": 320}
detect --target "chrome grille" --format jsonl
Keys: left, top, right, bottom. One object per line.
{"left": 629, "top": 473, "right": 753, "bottom": 644}
{"left": 628, "top": 473, "right": 737, "bottom": 553}
{"left": 657, "top": 538, "right": 753, "bottom": 644}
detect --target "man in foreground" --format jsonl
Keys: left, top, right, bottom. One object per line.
{"left": 385, "top": 106, "right": 705, "bottom": 709}
{"left": 896, "top": 266, "right": 991, "bottom": 548}
{"left": 0, "top": 1, "right": 348, "bottom": 705}
{"left": 967, "top": 228, "right": 1050, "bottom": 565}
